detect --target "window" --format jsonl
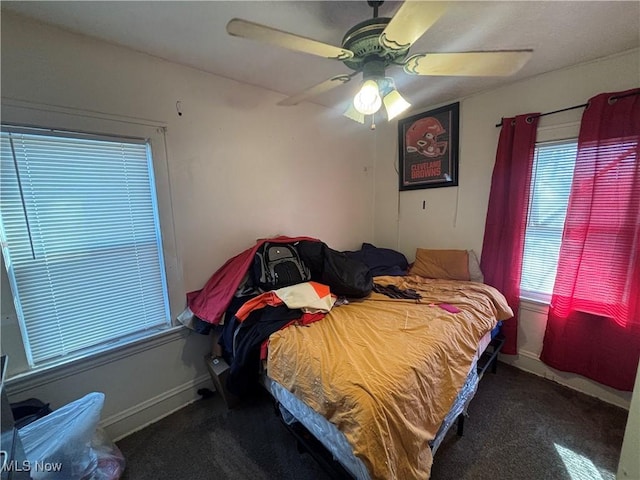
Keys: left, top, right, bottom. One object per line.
{"left": 520, "top": 140, "right": 578, "bottom": 300}
{"left": 0, "top": 125, "right": 170, "bottom": 367}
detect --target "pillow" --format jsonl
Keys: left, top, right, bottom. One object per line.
{"left": 468, "top": 249, "right": 485, "bottom": 283}
{"left": 409, "top": 249, "right": 470, "bottom": 281}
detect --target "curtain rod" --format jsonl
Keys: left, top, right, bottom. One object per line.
{"left": 495, "top": 91, "right": 639, "bottom": 128}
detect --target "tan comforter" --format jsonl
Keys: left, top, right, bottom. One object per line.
{"left": 267, "top": 275, "right": 513, "bottom": 479}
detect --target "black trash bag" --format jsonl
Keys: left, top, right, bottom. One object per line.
{"left": 298, "top": 241, "right": 373, "bottom": 298}
{"left": 11, "top": 397, "right": 52, "bottom": 429}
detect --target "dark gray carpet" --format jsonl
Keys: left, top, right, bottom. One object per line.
{"left": 430, "top": 363, "right": 626, "bottom": 480}
{"left": 117, "top": 363, "right": 627, "bottom": 480}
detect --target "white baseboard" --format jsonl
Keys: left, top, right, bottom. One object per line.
{"left": 101, "top": 373, "right": 212, "bottom": 441}
{"left": 500, "top": 350, "right": 632, "bottom": 410}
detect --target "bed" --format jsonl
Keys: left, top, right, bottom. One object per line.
{"left": 262, "top": 274, "right": 513, "bottom": 479}
{"left": 184, "top": 239, "right": 513, "bottom": 479}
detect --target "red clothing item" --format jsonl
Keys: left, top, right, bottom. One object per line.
{"left": 186, "top": 235, "right": 319, "bottom": 325}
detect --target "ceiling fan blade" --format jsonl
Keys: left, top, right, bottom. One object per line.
{"left": 227, "top": 18, "right": 354, "bottom": 61}
{"left": 277, "top": 74, "right": 355, "bottom": 106}
{"left": 403, "top": 50, "right": 533, "bottom": 76}
{"left": 380, "top": 1, "right": 448, "bottom": 51}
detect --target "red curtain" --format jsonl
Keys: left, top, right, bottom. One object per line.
{"left": 541, "top": 89, "right": 640, "bottom": 391}
{"left": 481, "top": 114, "right": 539, "bottom": 354}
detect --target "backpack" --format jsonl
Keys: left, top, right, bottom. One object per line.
{"left": 253, "top": 242, "right": 311, "bottom": 291}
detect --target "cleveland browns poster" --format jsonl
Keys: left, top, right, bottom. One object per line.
{"left": 398, "top": 102, "right": 459, "bottom": 190}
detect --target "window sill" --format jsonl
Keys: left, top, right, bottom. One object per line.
{"left": 520, "top": 294, "right": 550, "bottom": 314}
{"left": 6, "top": 325, "right": 190, "bottom": 396}
{"left": 520, "top": 289, "right": 551, "bottom": 305}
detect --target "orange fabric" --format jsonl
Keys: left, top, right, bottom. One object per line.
{"left": 235, "top": 282, "right": 335, "bottom": 321}
{"left": 234, "top": 292, "right": 281, "bottom": 321}
{"left": 409, "top": 248, "right": 470, "bottom": 280}
{"left": 267, "top": 275, "right": 513, "bottom": 480}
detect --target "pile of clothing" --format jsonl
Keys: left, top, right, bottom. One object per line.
{"left": 179, "top": 236, "right": 410, "bottom": 396}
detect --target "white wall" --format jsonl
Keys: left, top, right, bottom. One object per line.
{"left": 0, "top": 12, "right": 374, "bottom": 439}
{"left": 373, "top": 49, "right": 640, "bottom": 409}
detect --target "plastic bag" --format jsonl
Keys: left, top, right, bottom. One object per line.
{"left": 18, "top": 392, "right": 104, "bottom": 479}
{"left": 90, "top": 427, "right": 126, "bottom": 480}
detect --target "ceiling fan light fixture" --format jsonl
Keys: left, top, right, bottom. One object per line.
{"left": 343, "top": 102, "right": 366, "bottom": 124}
{"left": 383, "top": 88, "right": 411, "bottom": 120}
{"left": 353, "top": 79, "right": 382, "bottom": 115}
{"left": 228, "top": 2, "right": 535, "bottom": 127}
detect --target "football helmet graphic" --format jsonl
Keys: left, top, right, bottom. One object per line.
{"left": 406, "top": 116, "right": 448, "bottom": 158}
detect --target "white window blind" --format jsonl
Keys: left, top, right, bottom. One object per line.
{"left": 521, "top": 140, "right": 578, "bottom": 298}
{"left": 0, "top": 126, "right": 170, "bottom": 366}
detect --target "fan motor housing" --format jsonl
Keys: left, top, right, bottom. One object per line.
{"left": 341, "top": 17, "right": 410, "bottom": 71}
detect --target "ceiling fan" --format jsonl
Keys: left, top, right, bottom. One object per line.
{"left": 227, "top": 1, "right": 532, "bottom": 125}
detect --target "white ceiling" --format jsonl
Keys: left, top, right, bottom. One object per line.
{"left": 3, "top": 1, "right": 640, "bottom": 113}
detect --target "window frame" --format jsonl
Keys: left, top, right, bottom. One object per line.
{"left": 0, "top": 101, "right": 183, "bottom": 376}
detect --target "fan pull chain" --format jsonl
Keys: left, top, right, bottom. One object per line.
{"left": 370, "top": 113, "right": 376, "bottom": 130}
